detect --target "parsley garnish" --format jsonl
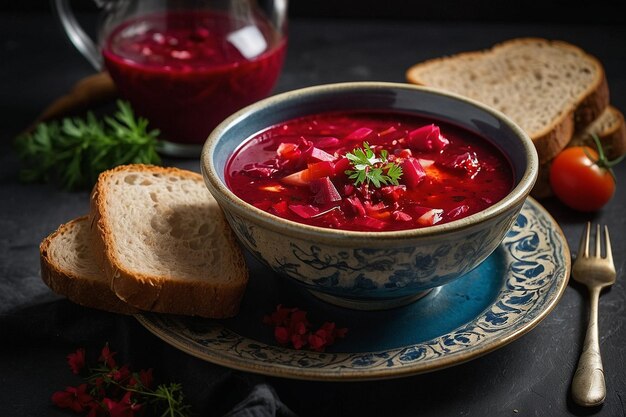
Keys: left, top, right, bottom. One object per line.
{"left": 14, "top": 100, "right": 161, "bottom": 190}
{"left": 345, "top": 142, "right": 403, "bottom": 187}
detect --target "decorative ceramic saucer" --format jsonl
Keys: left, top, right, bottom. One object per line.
{"left": 136, "top": 197, "right": 570, "bottom": 381}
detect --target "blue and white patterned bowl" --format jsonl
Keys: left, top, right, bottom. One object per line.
{"left": 201, "top": 82, "right": 538, "bottom": 310}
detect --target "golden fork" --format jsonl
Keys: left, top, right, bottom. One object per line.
{"left": 571, "top": 222, "right": 616, "bottom": 407}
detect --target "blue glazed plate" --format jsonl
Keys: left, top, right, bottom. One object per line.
{"left": 136, "top": 197, "right": 570, "bottom": 381}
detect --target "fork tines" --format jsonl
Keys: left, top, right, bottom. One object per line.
{"left": 578, "top": 222, "right": 613, "bottom": 262}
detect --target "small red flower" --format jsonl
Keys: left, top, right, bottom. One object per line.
{"left": 318, "top": 322, "right": 336, "bottom": 345}
{"left": 263, "top": 305, "right": 348, "bottom": 351}
{"left": 289, "top": 310, "right": 309, "bottom": 332}
{"left": 308, "top": 333, "right": 326, "bottom": 352}
{"left": 52, "top": 343, "right": 191, "bottom": 416}
{"left": 104, "top": 391, "right": 143, "bottom": 417}
{"left": 307, "top": 322, "right": 348, "bottom": 351}
{"left": 99, "top": 343, "right": 117, "bottom": 369}
{"left": 274, "top": 326, "right": 290, "bottom": 345}
{"left": 288, "top": 311, "right": 309, "bottom": 342}
{"left": 51, "top": 383, "right": 94, "bottom": 413}
{"left": 67, "top": 348, "right": 86, "bottom": 375}
{"left": 109, "top": 364, "right": 131, "bottom": 383}
{"left": 290, "top": 332, "right": 308, "bottom": 350}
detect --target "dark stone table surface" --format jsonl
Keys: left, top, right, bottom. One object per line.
{"left": 1, "top": 6, "right": 624, "bottom": 417}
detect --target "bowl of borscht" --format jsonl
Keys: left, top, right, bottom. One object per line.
{"left": 201, "top": 82, "right": 538, "bottom": 310}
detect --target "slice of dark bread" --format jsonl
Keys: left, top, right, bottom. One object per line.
{"left": 40, "top": 216, "right": 137, "bottom": 314}
{"left": 406, "top": 38, "right": 610, "bottom": 164}
{"left": 569, "top": 105, "right": 626, "bottom": 159}
{"left": 89, "top": 164, "right": 248, "bottom": 318}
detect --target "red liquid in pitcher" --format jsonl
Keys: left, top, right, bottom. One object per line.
{"left": 102, "top": 10, "right": 286, "bottom": 144}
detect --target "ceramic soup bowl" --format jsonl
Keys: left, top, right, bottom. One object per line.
{"left": 201, "top": 82, "right": 538, "bottom": 310}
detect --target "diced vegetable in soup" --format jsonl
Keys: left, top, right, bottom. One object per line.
{"left": 225, "top": 111, "right": 513, "bottom": 231}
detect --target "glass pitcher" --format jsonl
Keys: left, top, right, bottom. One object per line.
{"left": 54, "top": 0, "right": 288, "bottom": 156}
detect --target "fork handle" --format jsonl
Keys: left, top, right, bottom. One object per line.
{"left": 571, "top": 286, "right": 606, "bottom": 407}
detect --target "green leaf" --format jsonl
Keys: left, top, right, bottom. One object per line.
{"left": 13, "top": 100, "right": 162, "bottom": 190}
{"left": 386, "top": 163, "right": 403, "bottom": 185}
{"left": 345, "top": 142, "right": 403, "bottom": 188}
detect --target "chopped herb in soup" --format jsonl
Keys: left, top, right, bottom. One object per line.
{"left": 225, "top": 111, "right": 513, "bottom": 231}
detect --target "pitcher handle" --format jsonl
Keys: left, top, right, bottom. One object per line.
{"left": 53, "top": 0, "right": 103, "bottom": 70}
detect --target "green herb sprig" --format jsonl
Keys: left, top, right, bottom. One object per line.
{"left": 345, "top": 142, "right": 403, "bottom": 187}
{"left": 14, "top": 100, "right": 161, "bottom": 190}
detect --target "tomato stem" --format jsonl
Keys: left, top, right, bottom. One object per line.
{"left": 586, "top": 134, "right": 626, "bottom": 182}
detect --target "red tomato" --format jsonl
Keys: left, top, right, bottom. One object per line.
{"left": 549, "top": 146, "right": 615, "bottom": 211}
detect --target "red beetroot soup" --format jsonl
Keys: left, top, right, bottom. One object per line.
{"left": 102, "top": 10, "right": 286, "bottom": 144}
{"left": 226, "top": 111, "right": 514, "bottom": 232}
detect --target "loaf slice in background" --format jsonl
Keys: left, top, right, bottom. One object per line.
{"left": 40, "top": 216, "right": 137, "bottom": 314}
{"left": 406, "top": 38, "right": 610, "bottom": 164}
{"left": 532, "top": 105, "right": 626, "bottom": 198}
{"left": 569, "top": 105, "right": 626, "bottom": 159}
{"left": 90, "top": 165, "right": 248, "bottom": 318}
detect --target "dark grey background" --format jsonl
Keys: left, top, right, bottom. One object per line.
{"left": 4, "top": 0, "right": 626, "bottom": 23}
{"left": 1, "top": 2, "right": 625, "bottom": 417}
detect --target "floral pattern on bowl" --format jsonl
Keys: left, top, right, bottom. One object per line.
{"left": 224, "top": 203, "right": 520, "bottom": 306}
{"left": 201, "top": 82, "right": 538, "bottom": 310}
{"left": 136, "top": 197, "right": 570, "bottom": 380}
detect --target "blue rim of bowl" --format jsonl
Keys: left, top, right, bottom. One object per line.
{"left": 201, "top": 81, "right": 538, "bottom": 244}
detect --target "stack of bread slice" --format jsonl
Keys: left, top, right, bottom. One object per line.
{"left": 40, "top": 164, "right": 249, "bottom": 318}
{"left": 405, "top": 37, "right": 626, "bottom": 198}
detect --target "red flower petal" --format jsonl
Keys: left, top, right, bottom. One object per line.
{"left": 291, "top": 333, "right": 308, "bottom": 350}
{"left": 316, "top": 328, "right": 333, "bottom": 346}
{"left": 127, "top": 376, "right": 138, "bottom": 387}
{"left": 109, "top": 364, "right": 131, "bottom": 383}
{"left": 104, "top": 392, "right": 139, "bottom": 417}
{"left": 52, "top": 389, "right": 79, "bottom": 411}
{"left": 274, "top": 326, "right": 290, "bottom": 345}
{"left": 52, "top": 384, "right": 94, "bottom": 413}
{"left": 99, "top": 343, "right": 118, "bottom": 369}
{"left": 290, "top": 310, "right": 309, "bottom": 328}
{"left": 67, "top": 348, "right": 86, "bottom": 375}
{"left": 292, "top": 320, "right": 308, "bottom": 336}
{"left": 308, "top": 333, "right": 326, "bottom": 352}
{"left": 264, "top": 305, "right": 348, "bottom": 351}
{"left": 77, "top": 384, "right": 94, "bottom": 402}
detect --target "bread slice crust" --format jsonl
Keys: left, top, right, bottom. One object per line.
{"left": 90, "top": 164, "right": 249, "bottom": 318}
{"left": 40, "top": 216, "right": 137, "bottom": 314}
{"left": 569, "top": 105, "right": 626, "bottom": 159}
{"left": 406, "top": 38, "right": 610, "bottom": 163}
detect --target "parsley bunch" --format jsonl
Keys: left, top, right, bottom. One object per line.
{"left": 345, "top": 142, "right": 403, "bottom": 187}
{"left": 14, "top": 100, "right": 161, "bottom": 190}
